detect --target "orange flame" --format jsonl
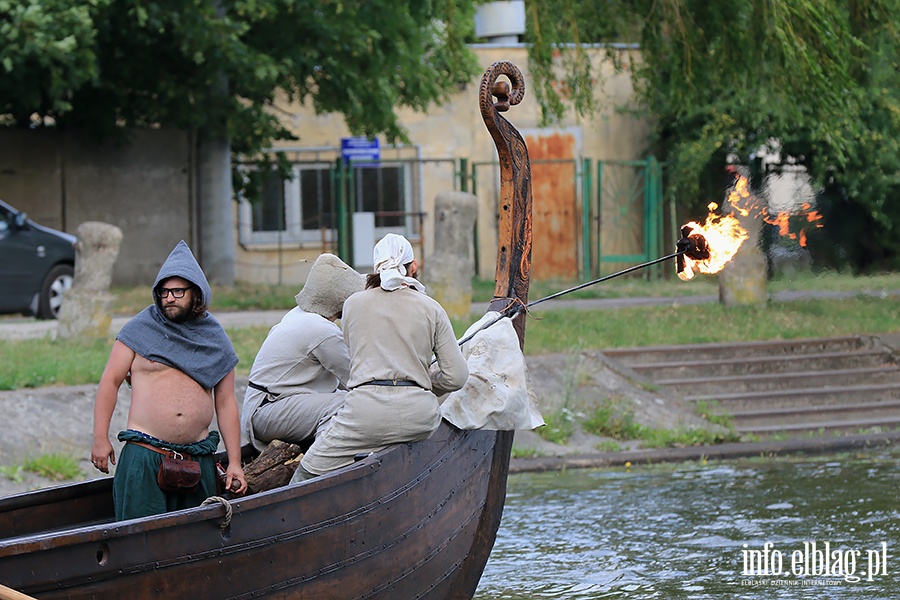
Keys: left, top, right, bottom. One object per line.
{"left": 678, "top": 216, "right": 749, "bottom": 281}
{"left": 678, "top": 174, "right": 825, "bottom": 280}
{"left": 678, "top": 180, "right": 752, "bottom": 281}
{"left": 762, "top": 201, "right": 823, "bottom": 247}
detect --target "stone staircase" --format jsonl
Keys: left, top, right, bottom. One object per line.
{"left": 602, "top": 335, "right": 900, "bottom": 437}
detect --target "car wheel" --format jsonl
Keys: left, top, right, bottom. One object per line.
{"left": 37, "top": 264, "right": 75, "bottom": 320}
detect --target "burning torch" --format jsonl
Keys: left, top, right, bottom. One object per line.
{"left": 455, "top": 227, "right": 721, "bottom": 349}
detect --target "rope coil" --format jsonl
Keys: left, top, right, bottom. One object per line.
{"left": 201, "top": 496, "right": 233, "bottom": 532}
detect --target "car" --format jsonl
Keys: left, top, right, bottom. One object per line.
{"left": 0, "top": 199, "right": 77, "bottom": 319}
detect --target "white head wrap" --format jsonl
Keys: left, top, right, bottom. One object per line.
{"left": 373, "top": 233, "right": 426, "bottom": 293}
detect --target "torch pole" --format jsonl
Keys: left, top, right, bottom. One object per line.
{"left": 524, "top": 251, "right": 685, "bottom": 311}
{"left": 454, "top": 250, "right": 687, "bottom": 349}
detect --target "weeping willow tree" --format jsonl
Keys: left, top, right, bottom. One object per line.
{"left": 524, "top": 0, "right": 900, "bottom": 272}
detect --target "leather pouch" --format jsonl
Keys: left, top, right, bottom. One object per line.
{"left": 157, "top": 453, "right": 202, "bottom": 493}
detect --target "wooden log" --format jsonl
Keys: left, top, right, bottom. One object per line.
{"left": 243, "top": 440, "right": 303, "bottom": 494}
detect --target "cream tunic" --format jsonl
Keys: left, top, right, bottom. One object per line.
{"left": 241, "top": 307, "right": 351, "bottom": 451}
{"left": 300, "top": 287, "right": 468, "bottom": 475}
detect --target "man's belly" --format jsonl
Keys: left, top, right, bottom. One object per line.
{"left": 127, "top": 364, "right": 216, "bottom": 444}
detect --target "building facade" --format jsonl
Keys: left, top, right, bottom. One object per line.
{"left": 236, "top": 44, "right": 652, "bottom": 285}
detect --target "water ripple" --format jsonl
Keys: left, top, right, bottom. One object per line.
{"left": 475, "top": 449, "right": 900, "bottom": 599}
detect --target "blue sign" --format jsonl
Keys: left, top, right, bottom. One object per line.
{"left": 341, "top": 137, "right": 380, "bottom": 164}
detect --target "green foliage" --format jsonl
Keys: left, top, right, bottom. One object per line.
{"left": 693, "top": 400, "right": 734, "bottom": 430}
{"left": 536, "top": 407, "right": 577, "bottom": 445}
{"left": 510, "top": 447, "right": 542, "bottom": 459}
{"left": 0, "top": 0, "right": 107, "bottom": 123}
{"left": 594, "top": 440, "right": 622, "bottom": 453}
{"left": 1, "top": 0, "right": 481, "bottom": 163}
{"left": 582, "top": 400, "right": 644, "bottom": 440}
{"left": 582, "top": 400, "right": 741, "bottom": 448}
{"left": 0, "top": 337, "right": 111, "bottom": 389}
{"left": 521, "top": 295, "right": 900, "bottom": 355}
{"left": 634, "top": 0, "right": 883, "bottom": 217}
{"left": 227, "top": 325, "right": 273, "bottom": 376}
{"left": 22, "top": 452, "right": 82, "bottom": 481}
{"left": 526, "top": 0, "right": 900, "bottom": 270}
{"left": 523, "top": 0, "right": 640, "bottom": 124}
{"left": 637, "top": 426, "right": 740, "bottom": 449}
{"left": 0, "top": 464, "right": 24, "bottom": 482}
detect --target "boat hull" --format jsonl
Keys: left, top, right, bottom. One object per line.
{"left": 0, "top": 423, "right": 512, "bottom": 599}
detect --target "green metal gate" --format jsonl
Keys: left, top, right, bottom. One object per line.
{"left": 587, "top": 156, "right": 664, "bottom": 279}
{"left": 467, "top": 156, "right": 664, "bottom": 281}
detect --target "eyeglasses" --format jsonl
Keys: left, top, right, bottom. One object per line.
{"left": 157, "top": 287, "right": 189, "bottom": 299}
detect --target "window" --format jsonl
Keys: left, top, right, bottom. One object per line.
{"left": 300, "top": 167, "right": 335, "bottom": 231}
{"left": 249, "top": 170, "right": 287, "bottom": 232}
{"left": 239, "top": 161, "right": 415, "bottom": 247}
{"left": 353, "top": 165, "right": 405, "bottom": 228}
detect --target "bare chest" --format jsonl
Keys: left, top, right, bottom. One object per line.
{"left": 127, "top": 355, "right": 215, "bottom": 443}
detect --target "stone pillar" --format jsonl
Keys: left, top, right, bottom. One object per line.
{"left": 423, "top": 191, "right": 478, "bottom": 319}
{"left": 57, "top": 222, "right": 124, "bottom": 339}
{"left": 719, "top": 205, "right": 768, "bottom": 306}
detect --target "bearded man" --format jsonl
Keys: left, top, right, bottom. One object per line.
{"left": 91, "top": 240, "right": 247, "bottom": 520}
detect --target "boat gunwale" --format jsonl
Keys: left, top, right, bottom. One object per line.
{"left": 0, "top": 448, "right": 381, "bottom": 551}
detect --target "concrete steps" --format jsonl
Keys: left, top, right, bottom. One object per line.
{"left": 603, "top": 335, "right": 900, "bottom": 436}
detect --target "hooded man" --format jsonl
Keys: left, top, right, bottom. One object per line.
{"left": 241, "top": 253, "right": 364, "bottom": 452}
{"left": 91, "top": 240, "right": 247, "bottom": 521}
{"left": 292, "top": 234, "right": 468, "bottom": 482}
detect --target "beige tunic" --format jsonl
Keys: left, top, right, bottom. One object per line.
{"left": 241, "top": 307, "right": 350, "bottom": 451}
{"left": 300, "top": 287, "right": 468, "bottom": 475}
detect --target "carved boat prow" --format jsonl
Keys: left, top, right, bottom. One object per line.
{"left": 0, "top": 61, "right": 533, "bottom": 600}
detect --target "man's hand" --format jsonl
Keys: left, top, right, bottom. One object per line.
{"left": 91, "top": 439, "right": 116, "bottom": 474}
{"left": 225, "top": 463, "right": 247, "bottom": 495}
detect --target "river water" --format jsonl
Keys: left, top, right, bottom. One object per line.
{"left": 474, "top": 449, "right": 899, "bottom": 599}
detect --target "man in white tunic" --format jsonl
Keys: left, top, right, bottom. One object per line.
{"left": 292, "top": 234, "right": 468, "bottom": 481}
{"left": 241, "top": 254, "right": 364, "bottom": 451}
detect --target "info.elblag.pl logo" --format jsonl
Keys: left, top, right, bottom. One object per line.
{"left": 741, "top": 541, "right": 889, "bottom": 584}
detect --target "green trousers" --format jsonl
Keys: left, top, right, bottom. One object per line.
{"left": 113, "top": 430, "right": 220, "bottom": 521}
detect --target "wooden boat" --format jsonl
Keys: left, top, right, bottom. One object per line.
{"left": 0, "top": 60, "right": 533, "bottom": 600}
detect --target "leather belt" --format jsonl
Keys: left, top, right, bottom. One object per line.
{"left": 248, "top": 381, "right": 272, "bottom": 394}
{"left": 355, "top": 379, "right": 421, "bottom": 388}
{"left": 248, "top": 381, "right": 277, "bottom": 407}
{"left": 129, "top": 441, "right": 192, "bottom": 461}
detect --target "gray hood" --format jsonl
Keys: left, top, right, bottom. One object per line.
{"left": 153, "top": 240, "right": 212, "bottom": 310}
{"left": 116, "top": 240, "right": 238, "bottom": 389}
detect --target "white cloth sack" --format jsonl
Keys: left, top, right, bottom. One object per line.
{"left": 439, "top": 311, "right": 544, "bottom": 430}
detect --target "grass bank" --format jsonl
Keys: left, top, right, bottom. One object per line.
{"left": 2, "top": 272, "right": 898, "bottom": 390}
{"left": 109, "top": 271, "right": 900, "bottom": 315}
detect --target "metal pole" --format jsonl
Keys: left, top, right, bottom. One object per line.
{"left": 454, "top": 249, "right": 687, "bottom": 349}
{"left": 581, "top": 157, "right": 592, "bottom": 280}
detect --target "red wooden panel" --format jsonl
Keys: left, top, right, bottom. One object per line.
{"left": 524, "top": 131, "right": 578, "bottom": 280}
